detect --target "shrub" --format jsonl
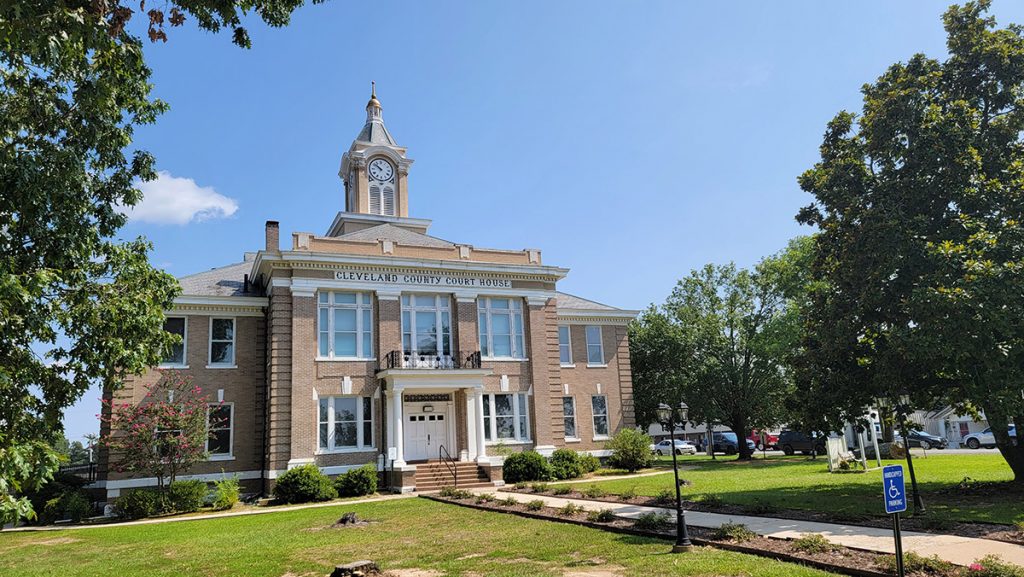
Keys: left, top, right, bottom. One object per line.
{"left": 497, "top": 496, "right": 519, "bottom": 507}
{"left": 525, "top": 499, "right": 545, "bottom": 511}
{"left": 552, "top": 486, "right": 573, "bottom": 495}
{"left": 212, "top": 476, "right": 240, "bottom": 511}
{"left": 549, "top": 449, "right": 586, "bottom": 480}
{"left": 475, "top": 493, "right": 496, "bottom": 504}
{"left": 587, "top": 509, "right": 615, "bottom": 523}
{"left": 654, "top": 488, "right": 674, "bottom": 505}
{"left": 503, "top": 451, "right": 551, "bottom": 484}
{"left": 439, "top": 486, "right": 473, "bottom": 499}
{"left": 791, "top": 533, "right": 839, "bottom": 554}
{"left": 579, "top": 453, "right": 601, "bottom": 473}
{"left": 558, "top": 503, "right": 584, "bottom": 516}
{"left": 879, "top": 552, "right": 954, "bottom": 575}
{"left": 273, "top": 464, "right": 337, "bottom": 504}
{"left": 115, "top": 488, "right": 162, "bottom": 520}
{"left": 710, "top": 522, "right": 757, "bottom": 542}
{"left": 168, "top": 479, "right": 208, "bottom": 513}
{"left": 700, "top": 493, "right": 723, "bottom": 507}
{"left": 633, "top": 511, "right": 672, "bottom": 531}
{"left": 582, "top": 484, "right": 606, "bottom": 499}
{"left": 606, "top": 429, "right": 653, "bottom": 473}
{"left": 968, "top": 555, "right": 1024, "bottom": 577}
{"left": 619, "top": 486, "right": 637, "bottom": 500}
{"left": 335, "top": 463, "right": 378, "bottom": 497}
{"left": 513, "top": 482, "right": 529, "bottom": 490}
{"left": 745, "top": 499, "right": 778, "bottom": 515}
{"left": 42, "top": 490, "right": 91, "bottom": 523}
{"left": 25, "top": 471, "right": 90, "bottom": 523}
{"left": 529, "top": 482, "right": 549, "bottom": 493}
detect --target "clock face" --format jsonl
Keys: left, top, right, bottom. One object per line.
{"left": 368, "top": 158, "right": 394, "bottom": 182}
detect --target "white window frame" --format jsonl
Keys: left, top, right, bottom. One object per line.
{"left": 207, "top": 317, "right": 236, "bottom": 368}
{"left": 401, "top": 294, "right": 453, "bottom": 359}
{"left": 562, "top": 396, "right": 579, "bottom": 441}
{"left": 317, "top": 291, "right": 374, "bottom": 360}
{"left": 478, "top": 297, "right": 527, "bottom": 360}
{"left": 159, "top": 316, "right": 188, "bottom": 368}
{"left": 558, "top": 325, "right": 573, "bottom": 367}
{"left": 317, "top": 395, "right": 375, "bottom": 453}
{"left": 591, "top": 394, "right": 609, "bottom": 440}
{"left": 482, "top": 392, "right": 531, "bottom": 443}
{"left": 207, "top": 402, "right": 234, "bottom": 460}
{"left": 585, "top": 325, "right": 605, "bottom": 367}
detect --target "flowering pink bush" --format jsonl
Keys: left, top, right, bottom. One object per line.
{"left": 100, "top": 373, "right": 217, "bottom": 491}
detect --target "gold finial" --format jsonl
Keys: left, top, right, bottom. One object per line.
{"left": 371, "top": 80, "right": 376, "bottom": 98}
{"left": 367, "top": 81, "right": 381, "bottom": 110}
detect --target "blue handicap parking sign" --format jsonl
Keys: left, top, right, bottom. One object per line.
{"left": 882, "top": 464, "right": 907, "bottom": 514}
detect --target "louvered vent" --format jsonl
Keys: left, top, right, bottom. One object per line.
{"left": 369, "top": 185, "right": 382, "bottom": 214}
{"left": 383, "top": 186, "right": 395, "bottom": 216}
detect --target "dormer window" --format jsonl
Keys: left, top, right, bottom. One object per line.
{"left": 367, "top": 157, "right": 396, "bottom": 216}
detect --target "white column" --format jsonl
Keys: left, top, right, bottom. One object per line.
{"left": 392, "top": 387, "right": 406, "bottom": 467}
{"left": 475, "top": 389, "right": 488, "bottom": 463}
{"left": 466, "top": 389, "right": 478, "bottom": 460}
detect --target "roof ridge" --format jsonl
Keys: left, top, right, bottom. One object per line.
{"left": 556, "top": 290, "right": 619, "bottom": 311}
{"left": 177, "top": 260, "right": 249, "bottom": 280}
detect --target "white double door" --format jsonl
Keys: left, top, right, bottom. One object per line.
{"left": 405, "top": 410, "right": 450, "bottom": 461}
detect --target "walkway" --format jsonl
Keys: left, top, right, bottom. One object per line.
{"left": 3, "top": 493, "right": 415, "bottom": 533}
{"left": 471, "top": 488, "right": 1024, "bottom": 567}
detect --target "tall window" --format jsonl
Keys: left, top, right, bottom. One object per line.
{"left": 562, "top": 397, "right": 578, "bottom": 440}
{"left": 482, "top": 393, "right": 530, "bottom": 442}
{"left": 558, "top": 326, "right": 572, "bottom": 365}
{"left": 209, "top": 318, "right": 235, "bottom": 366}
{"left": 161, "top": 317, "right": 186, "bottom": 366}
{"left": 401, "top": 294, "right": 452, "bottom": 359}
{"left": 585, "top": 325, "right": 604, "bottom": 365}
{"left": 318, "top": 291, "right": 373, "bottom": 359}
{"left": 207, "top": 403, "right": 233, "bottom": 458}
{"left": 318, "top": 396, "right": 374, "bottom": 451}
{"left": 591, "top": 395, "right": 609, "bottom": 438}
{"left": 478, "top": 297, "right": 526, "bottom": 359}
{"left": 369, "top": 185, "right": 395, "bottom": 216}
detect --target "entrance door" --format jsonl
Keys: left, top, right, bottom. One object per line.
{"left": 405, "top": 412, "right": 449, "bottom": 461}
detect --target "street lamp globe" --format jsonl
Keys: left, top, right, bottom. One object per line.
{"left": 656, "top": 403, "right": 673, "bottom": 425}
{"left": 678, "top": 402, "right": 688, "bottom": 423}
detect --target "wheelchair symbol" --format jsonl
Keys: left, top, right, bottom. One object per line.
{"left": 888, "top": 479, "right": 901, "bottom": 499}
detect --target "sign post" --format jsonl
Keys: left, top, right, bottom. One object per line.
{"left": 882, "top": 464, "right": 907, "bottom": 577}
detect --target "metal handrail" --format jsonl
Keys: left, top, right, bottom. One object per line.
{"left": 438, "top": 444, "right": 457, "bottom": 488}
{"left": 378, "top": 350, "right": 483, "bottom": 371}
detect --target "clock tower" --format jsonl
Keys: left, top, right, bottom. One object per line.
{"left": 339, "top": 83, "right": 414, "bottom": 220}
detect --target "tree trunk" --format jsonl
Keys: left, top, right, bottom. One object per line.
{"left": 989, "top": 412, "right": 1024, "bottom": 484}
{"left": 729, "top": 416, "right": 753, "bottom": 460}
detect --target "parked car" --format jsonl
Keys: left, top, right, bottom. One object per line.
{"left": 650, "top": 439, "right": 698, "bottom": 456}
{"left": 963, "top": 425, "right": 1017, "bottom": 449}
{"left": 749, "top": 430, "right": 779, "bottom": 451}
{"left": 696, "top": 432, "right": 756, "bottom": 455}
{"left": 893, "top": 430, "right": 948, "bottom": 450}
{"left": 777, "top": 430, "right": 826, "bottom": 456}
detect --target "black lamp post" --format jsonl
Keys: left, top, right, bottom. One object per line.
{"left": 657, "top": 402, "right": 693, "bottom": 553}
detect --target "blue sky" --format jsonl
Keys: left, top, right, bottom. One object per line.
{"left": 62, "top": 0, "right": 1024, "bottom": 442}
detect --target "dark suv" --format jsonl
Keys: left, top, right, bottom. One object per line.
{"left": 777, "top": 430, "right": 826, "bottom": 456}
{"left": 697, "top": 432, "right": 757, "bottom": 455}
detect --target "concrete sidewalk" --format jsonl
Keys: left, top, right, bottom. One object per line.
{"left": 474, "top": 488, "right": 1024, "bottom": 567}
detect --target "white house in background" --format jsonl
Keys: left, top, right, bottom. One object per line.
{"left": 911, "top": 408, "right": 989, "bottom": 448}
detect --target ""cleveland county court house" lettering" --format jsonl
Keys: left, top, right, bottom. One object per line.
{"left": 334, "top": 270, "right": 513, "bottom": 289}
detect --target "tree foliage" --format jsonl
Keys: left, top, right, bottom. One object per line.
{"left": 1, "top": 0, "right": 320, "bottom": 522}
{"left": 630, "top": 240, "right": 811, "bottom": 460}
{"left": 796, "top": 0, "right": 1024, "bottom": 480}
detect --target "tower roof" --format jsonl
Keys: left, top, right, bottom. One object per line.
{"left": 355, "top": 81, "right": 396, "bottom": 146}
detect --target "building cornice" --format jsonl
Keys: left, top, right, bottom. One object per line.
{"left": 170, "top": 295, "right": 268, "bottom": 317}
{"left": 557, "top": 308, "right": 639, "bottom": 325}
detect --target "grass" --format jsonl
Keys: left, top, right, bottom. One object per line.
{"left": 0, "top": 498, "right": 841, "bottom": 577}
{"left": 550, "top": 453, "right": 1023, "bottom": 525}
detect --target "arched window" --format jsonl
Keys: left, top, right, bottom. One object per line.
{"left": 367, "top": 158, "right": 396, "bottom": 216}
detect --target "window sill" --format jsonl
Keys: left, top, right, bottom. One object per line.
{"left": 565, "top": 438, "right": 581, "bottom": 443}
{"left": 484, "top": 440, "right": 531, "bottom": 446}
{"left": 482, "top": 357, "right": 529, "bottom": 362}
{"left": 315, "top": 357, "right": 376, "bottom": 362}
{"left": 593, "top": 435, "right": 610, "bottom": 442}
{"left": 159, "top": 364, "right": 189, "bottom": 370}
{"left": 316, "top": 447, "right": 377, "bottom": 455}
{"left": 586, "top": 364, "right": 608, "bottom": 369}
{"left": 208, "top": 455, "right": 235, "bottom": 462}
{"left": 560, "top": 363, "right": 576, "bottom": 369}
{"left": 205, "top": 364, "right": 237, "bottom": 370}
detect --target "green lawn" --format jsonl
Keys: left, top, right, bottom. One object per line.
{"left": 0, "top": 497, "right": 840, "bottom": 577}
{"left": 562, "top": 453, "right": 1022, "bottom": 525}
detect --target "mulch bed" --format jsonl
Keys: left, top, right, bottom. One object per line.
{"left": 424, "top": 494, "right": 962, "bottom": 577}
{"left": 500, "top": 485, "right": 1024, "bottom": 546}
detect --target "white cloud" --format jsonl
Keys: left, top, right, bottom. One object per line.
{"left": 125, "top": 171, "right": 239, "bottom": 225}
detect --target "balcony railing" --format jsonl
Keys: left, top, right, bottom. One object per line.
{"left": 379, "top": 350, "right": 483, "bottom": 371}
{"left": 58, "top": 462, "right": 97, "bottom": 483}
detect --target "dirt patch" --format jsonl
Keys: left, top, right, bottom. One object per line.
{"left": 383, "top": 570, "right": 444, "bottom": 577}
{"left": 456, "top": 553, "right": 485, "bottom": 560}
{"left": 1, "top": 536, "right": 82, "bottom": 550}
{"left": 563, "top": 568, "right": 624, "bottom": 577}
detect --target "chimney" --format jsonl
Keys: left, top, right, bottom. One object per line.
{"left": 265, "top": 220, "right": 280, "bottom": 253}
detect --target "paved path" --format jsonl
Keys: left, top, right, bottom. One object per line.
{"left": 550, "top": 469, "right": 674, "bottom": 485}
{"left": 473, "top": 488, "right": 1024, "bottom": 567}
{"left": 3, "top": 493, "right": 415, "bottom": 533}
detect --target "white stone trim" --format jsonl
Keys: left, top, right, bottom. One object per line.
{"left": 98, "top": 470, "right": 263, "bottom": 498}
{"left": 254, "top": 251, "right": 569, "bottom": 281}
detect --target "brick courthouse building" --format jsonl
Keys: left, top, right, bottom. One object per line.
{"left": 96, "top": 89, "right": 638, "bottom": 499}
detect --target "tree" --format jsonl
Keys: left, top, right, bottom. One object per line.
{"left": 100, "top": 374, "right": 214, "bottom": 491}
{"left": 631, "top": 241, "right": 809, "bottom": 460}
{"left": 0, "top": 1, "right": 320, "bottom": 522}
{"left": 796, "top": 0, "right": 1024, "bottom": 482}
